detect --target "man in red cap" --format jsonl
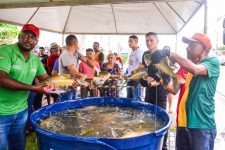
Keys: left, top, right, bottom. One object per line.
{"left": 0, "top": 24, "right": 54, "bottom": 150}
{"left": 152, "top": 33, "right": 220, "bottom": 150}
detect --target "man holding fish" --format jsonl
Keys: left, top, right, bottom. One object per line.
{"left": 0, "top": 24, "right": 55, "bottom": 150}
{"left": 139, "top": 32, "right": 172, "bottom": 150}
{"left": 142, "top": 33, "right": 219, "bottom": 150}
{"left": 168, "top": 33, "right": 218, "bottom": 150}
{"left": 58, "top": 35, "right": 100, "bottom": 100}
{"left": 127, "top": 35, "right": 143, "bottom": 101}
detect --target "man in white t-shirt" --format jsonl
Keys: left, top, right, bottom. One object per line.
{"left": 127, "top": 35, "right": 143, "bottom": 101}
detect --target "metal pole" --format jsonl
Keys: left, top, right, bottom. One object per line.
{"left": 175, "top": 34, "right": 178, "bottom": 53}
{"left": 62, "top": 33, "right": 64, "bottom": 46}
{"left": 204, "top": 0, "right": 208, "bottom": 34}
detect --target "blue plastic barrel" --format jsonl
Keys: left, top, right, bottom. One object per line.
{"left": 31, "top": 97, "right": 171, "bottom": 150}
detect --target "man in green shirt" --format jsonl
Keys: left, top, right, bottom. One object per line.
{"left": 160, "top": 33, "right": 219, "bottom": 150}
{"left": 0, "top": 24, "right": 53, "bottom": 150}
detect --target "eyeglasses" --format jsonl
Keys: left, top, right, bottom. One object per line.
{"left": 20, "top": 32, "right": 38, "bottom": 42}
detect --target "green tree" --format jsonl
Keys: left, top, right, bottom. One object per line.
{"left": 0, "top": 23, "right": 19, "bottom": 45}
{"left": 218, "top": 46, "right": 225, "bottom": 50}
{"left": 120, "top": 53, "right": 128, "bottom": 64}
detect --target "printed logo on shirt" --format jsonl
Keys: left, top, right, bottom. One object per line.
{"left": 30, "top": 68, "right": 37, "bottom": 73}
{"left": 12, "top": 64, "right": 22, "bottom": 70}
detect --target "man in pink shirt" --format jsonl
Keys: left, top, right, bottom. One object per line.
{"left": 79, "top": 48, "right": 100, "bottom": 98}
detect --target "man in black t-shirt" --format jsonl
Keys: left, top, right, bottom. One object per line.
{"left": 38, "top": 46, "right": 48, "bottom": 71}
{"left": 140, "top": 32, "right": 171, "bottom": 150}
{"left": 140, "top": 32, "right": 170, "bottom": 109}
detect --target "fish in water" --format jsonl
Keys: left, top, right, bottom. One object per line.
{"left": 39, "top": 106, "right": 164, "bottom": 138}
{"left": 79, "top": 128, "right": 95, "bottom": 136}
{"left": 120, "top": 128, "right": 151, "bottom": 138}
{"left": 154, "top": 57, "right": 185, "bottom": 90}
{"left": 40, "top": 116, "right": 65, "bottom": 133}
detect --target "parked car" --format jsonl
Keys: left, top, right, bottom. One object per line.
{"left": 217, "top": 55, "right": 225, "bottom": 65}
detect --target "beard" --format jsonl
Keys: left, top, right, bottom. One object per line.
{"left": 18, "top": 42, "right": 34, "bottom": 52}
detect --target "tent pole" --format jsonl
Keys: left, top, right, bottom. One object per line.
{"left": 175, "top": 34, "right": 178, "bottom": 53}
{"left": 204, "top": 0, "right": 208, "bottom": 34}
{"left": 62, "top": 34, "right": 64, "bottom": 46}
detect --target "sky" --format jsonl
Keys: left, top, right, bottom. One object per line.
{"left": 35, "top": 0, "right": 225, "bottom": 57}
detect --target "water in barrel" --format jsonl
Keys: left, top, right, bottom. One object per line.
{"left": 39, "top": 106, "right": 165, "bottom": 138}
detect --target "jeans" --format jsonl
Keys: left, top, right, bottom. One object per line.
{"left": 59, "top": 90, "right": 77, "bottom": 102}
{"left": 27, "top": 91, "right": 36, "bottom": 130}
{"left": 176, "top": 127, "right": 217, "bottom": 150}
{"left": 0, "top": 109, "right": 28, "bottom": 150}
{"left": 127, "top": 81, "right": 141, "bottom": 101}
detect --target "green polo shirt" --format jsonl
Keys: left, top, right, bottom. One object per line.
{"left": 186, "top": 56, "right": 220, "bottom": 129}
{"left": 0, "top": 43, "right": 46, "bottom": 115}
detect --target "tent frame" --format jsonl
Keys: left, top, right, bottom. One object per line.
{"left": 0, "top": 0, "right": 208, "bottom": 49}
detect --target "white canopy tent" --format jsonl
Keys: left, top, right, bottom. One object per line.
{"left": 0, "top": 0, "right": 206, "bottom": 35}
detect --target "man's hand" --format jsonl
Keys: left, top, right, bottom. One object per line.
{"left": 31, "top": 82, "right": 54, "bottom": 94}
{"left": 80, "top": 74, "right": 87, "bottom": 81}
{"left": 93, "top": 66, "right": 100, "bottom": 76}
{"left": 72, "top": 79, "right": 80, "bottom": 89}
{"left": 143, "top": 75, "right": 161, "bottom": 87}
{"left": 149, "top": 80, "right": 161, "bottom": 87}
{"left": 143, "top": 75, "right": 154, "bottom": 83}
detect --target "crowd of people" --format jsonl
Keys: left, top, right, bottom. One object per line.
{"left": 0, "top": 23, "right": 220, "bottom": 150}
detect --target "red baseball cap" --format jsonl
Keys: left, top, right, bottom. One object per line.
{"left": 21, "top": 24, "right": 40, "bottom": 37}
{"left": 182, "top": 33, "right": 212, "bottom": 49}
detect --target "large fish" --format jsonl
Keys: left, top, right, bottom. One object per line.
{"left": 47, "top": 75, "right": 74, "bottom": 87}
{"left": 40, "top": 116, "right": 65, "bottom": 133}
{"left": 144, "top": 53, "right": 185, "bottom": 89}
{"left": 154, "top": 57, "right": 185, "bottom": 89}
{"left": 44, "top": 75, "right": 89, "bottom": 94}
{"left": 127, "top": 68, "right": 148, "bottom": 82}
{"left": 120, "top": 128, "right": 151, "bottom": 138}
{"left": 91, "top": 71, "right": 111, "bottom": 86}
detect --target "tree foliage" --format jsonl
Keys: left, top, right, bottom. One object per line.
{"left": 218, "top": 46, "right": 225, "bottom": 50}
{"left": 0, "top": 23, "right": 19, "bottom": 45}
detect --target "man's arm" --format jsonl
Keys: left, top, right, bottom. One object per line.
{"left": 67, "top": 65, "right": 84, "bottom": 78}
{"left": 79, "top": 54, "right": 100, "bottom": 76}
{"left": 170, "top": 52, "right": 208, "bottom": 76}
{"left": 0, "top": 70, "right": 32, "bottom": 90}
{"left": 164, "top": 82, "right": 180, "bottom": 95}
{"left": 36, "top": 73, "right": 49, "bottom": 81}
{"left": 80, "top": 55, "right": 95, "bottom": 68}
{"left": 0, "top": 70, "right": 51, "bottom": 93}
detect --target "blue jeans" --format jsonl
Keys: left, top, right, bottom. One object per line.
{"left": 127, "top": 81, "right": 141, "bottom": 101}
{"left": 176, "top": 127, "right": 217, "bottom": 150}
{"left": 27, "top": 91, "right": 36, "bottom": 129}
{"left": 59, "top": 90, "right": 77, "bottom": 102}
{"left": 0, "top": 109, "right": 28, "bottom": 150}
